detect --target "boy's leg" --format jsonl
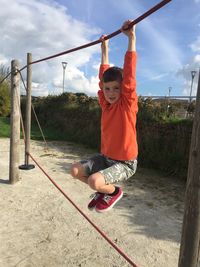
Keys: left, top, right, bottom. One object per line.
{"left": 87, "top": 171, "right": 123, "bottom": 212}
{"left": 70, "top": 154, "right": 107, "bottom": 184}
{"left": 88, "top": 172, "right": 115, "bottom": 194}
{"left": 89, "top": 159, "right": 137, "bottom": 212}
{"left": 70, "top": 162, "right": 89, "bottom": 184}
{"left": 70, "top": 154, "right": 110, "bottom": 210}
{"left": 87, "top": 172, "right": 116, "bottom": 210}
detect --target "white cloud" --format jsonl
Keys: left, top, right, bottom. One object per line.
{"left": 0, "top": 0, "right": 101, "bottom": 96}
{"left": 177, "top": 54, "right": 199, "bottom": 96}
{"left": 173, "top": 23, "right": 200, "bottom": 96}
{"left": 51, "top": 65, "right": 98, "bottom": 95}
{"left": 150, "top": 73, "right": 169, "bottom": 81}
{"left": 190, "top": 37, "right": 200, "bottom": 52}
{"left": 0, "top": 54, "right": 9, "bottom": 65}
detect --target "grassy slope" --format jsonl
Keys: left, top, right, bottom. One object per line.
{"left": 0, "top": 117, "right": 67, "bottom": 141}
{"left": 0, "top": 117, "right": 10, "bottom": 137}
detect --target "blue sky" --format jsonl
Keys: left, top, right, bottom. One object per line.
{"left": 0, "top": 0, "right": 200, "bottom": 97}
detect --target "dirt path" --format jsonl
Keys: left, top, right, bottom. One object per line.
{"left": 0, "top": 138, "right": 185, "bottom": 267}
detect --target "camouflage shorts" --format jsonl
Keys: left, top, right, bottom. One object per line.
{"left": 80, "top": 153, "right": 137, "bottom": 185}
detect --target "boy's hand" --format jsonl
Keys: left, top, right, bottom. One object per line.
{"left": 100, "top": 34, "right": 109, "bottom": 50}
{"left": 121, "top": 20, "right": 136, "bottom": 38}
{"left": 121, "top": 19, "right": 136, "bottom": 51}
{"left": 100, "top": 35, "right": 109, "bottom": 64}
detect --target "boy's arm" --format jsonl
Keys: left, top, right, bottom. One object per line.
{"left": 121, "top": 20, "right": 136, "bottom": 52}
{"left": 101, "top": 35, "right": 109, "bottom": 64}
{"left": 121, "top": 20, "right": 137, "bottom": 103}
{"left": 99, "top": 35, "right": 110, "bottom": 90}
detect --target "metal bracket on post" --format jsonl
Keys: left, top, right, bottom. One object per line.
{"left": 19, "top": 53, "right": 35, "bottom": 170}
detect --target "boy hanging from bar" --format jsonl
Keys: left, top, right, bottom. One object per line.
{"left": 70, "top": 20, "right": 138, "bottom": 212}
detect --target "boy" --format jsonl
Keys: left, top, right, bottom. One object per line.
{"left": 70, "top": 20, "right": 138, "bottom": 213}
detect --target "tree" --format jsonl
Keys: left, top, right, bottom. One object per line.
{"left": 0, "top": 65, "right": 11, "bottom": 116}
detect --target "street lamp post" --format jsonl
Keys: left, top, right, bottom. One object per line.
{"left": 62, "top": 61, "right": 67, "bottom": 93}
{"left": 189, "top": 70, "right": 196, "bottom": 103}
{"left": 168, "top": 86, "right": 172, "bottom": 98}
{"left": 167, "top": 86, "right": 172, "bottom": 115}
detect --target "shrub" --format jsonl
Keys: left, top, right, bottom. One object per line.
{"left": 0, "top": 65, "right": 11, "bottom": 117}
{"left": 20, "top": 92, "right": 192, "bottom": 180}
{"left": 0, "top": 78, "right": 10, "bottom": 116}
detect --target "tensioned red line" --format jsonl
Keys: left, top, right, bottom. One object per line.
{"left": 28, "top": 152, "right": 139, "bottom": 267}
{"left": 19, "top": 0, "right": 171, "bottom": 71}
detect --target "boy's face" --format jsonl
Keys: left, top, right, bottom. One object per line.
{"left": 103, "top": 81, "right": 121, "bottom": 104}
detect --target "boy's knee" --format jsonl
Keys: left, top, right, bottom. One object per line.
{"left": 70, "top": 163, "right": 81, "bottom": 178}
{"left": 88, "top": 173, "right": 105, "bottom": 190}
{"left": 88, "top": 174, "right": 98, "bottom": 190}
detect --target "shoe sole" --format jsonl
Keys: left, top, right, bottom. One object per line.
{"left": 88, "top": 206, "right": 96, "bottom": 211}
{"left": 95, "top": 192, "right": 123, "bottom": 213}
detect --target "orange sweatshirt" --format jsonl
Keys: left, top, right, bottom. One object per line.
{"left": 98, "top": 51, "right": 138, "bottom": 161}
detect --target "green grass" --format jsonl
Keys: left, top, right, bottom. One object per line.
{"left": 0, "top": 117, "right": 10, "bottom": 137}
{"left": 0, "top": 117, "right": 67, "bottom": 141}
{"left": 31, "top": 123, "right": 68, "bottom": 141}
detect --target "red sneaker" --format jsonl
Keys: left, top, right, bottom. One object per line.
{"left": 88, "top": 192, "right": 104, "bottom": 210}
{"left": 95, "top": 187, "right": 123, "bottom": 213}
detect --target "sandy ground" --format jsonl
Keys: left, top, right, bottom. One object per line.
{"left": 0, "top": 138, "right": 186, "bottom": 267}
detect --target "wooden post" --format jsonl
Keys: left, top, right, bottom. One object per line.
{"left": 178, "top": 70, "right": 200, "bottom": 267}
{"left": 19, "top": 53, "right": 35, "bottom": 170}
{"left": 25, "top": 53, "right": 32, "bottom": 166}
{"left": 9, "top": 60, "right": 21, "bottom": 184}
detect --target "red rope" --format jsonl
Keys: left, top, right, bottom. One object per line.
{"left": 19, "top": 0, "right": 171, "bottom": 71}
{"left": 28, "top": 152, "right": 139, "bottom": 267}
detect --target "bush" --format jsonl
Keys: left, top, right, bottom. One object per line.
{"left": 0, "top": 65, "right": 11, "bottom": 117}
{"left": 0, "top": 78, "right": 10, "bottom": 116}
{"left": 20, "top": 93, "right": 192, "bottom": 180}
{"left": 137, "top": 120, "right": 192, "bottom": 178}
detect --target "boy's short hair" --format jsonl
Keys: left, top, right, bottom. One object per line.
{"left": 102, "top": 67, "right": 123, "bottom": 83}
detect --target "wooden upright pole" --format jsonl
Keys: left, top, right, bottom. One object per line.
{"left": 178, "top": 70, "right": 200, "bottom": 267}
{"left": 25, "top": 53, "right": 32, "bottom": 165}
{"left": 9, "top": 60, "right": 21, "bottom": 184}
{"left": 19, "top": 53, "right": 35, "bottom": 170}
